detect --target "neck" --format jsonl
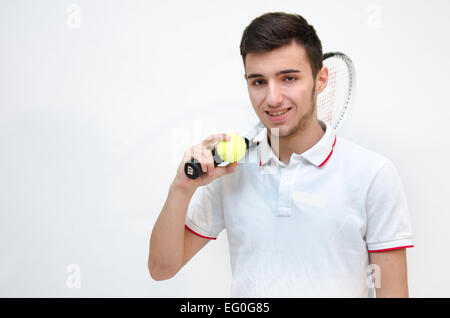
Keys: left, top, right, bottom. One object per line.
{"left": 267, "top": 119, "right": 325, "bottom": 165}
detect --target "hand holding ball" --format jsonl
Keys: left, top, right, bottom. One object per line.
{"left": 184, "top": 133, "right": 249, "bottom": 180}
{"left": 216, "top": 133, "right": 247, "bottom": 163}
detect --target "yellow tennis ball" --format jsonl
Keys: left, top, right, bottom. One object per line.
{"left": 216, "top": 133, "right": 247, "bottom": 163}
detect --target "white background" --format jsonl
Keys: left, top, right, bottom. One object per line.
{"left": 1, "top": 0, "right": 449, "bottom": 297}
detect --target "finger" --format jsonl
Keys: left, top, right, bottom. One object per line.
{"left": 201, "top": 134, "right": 216, "bottom": 148}
{"left": 183, "top": 147, "right": 195, "bottom": 164}
{"left": 193, "top": 146, "right": 207, "bottom": 173}
{"left": 201, "top": 133, "right": 230, "bottom": 149}
{"left": 203, "top": 147, "right": 216, "bottom": 176}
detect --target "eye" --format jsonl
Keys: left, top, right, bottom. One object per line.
{"left": 252, "top": 79, "right": 266, "bottom": 86}
{"left": 284, "top": 76, "right": 297, "bottom": 82}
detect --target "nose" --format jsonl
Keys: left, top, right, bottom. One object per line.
{"left": 266, "top": 81, "right": 283, "bottom": 107}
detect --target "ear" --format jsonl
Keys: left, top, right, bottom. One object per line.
{"left": 315, "top": 66, "right": 328, "bottom": 94}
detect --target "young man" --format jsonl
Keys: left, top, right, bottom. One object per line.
{"left": 148, "top": 12, "right": 414, "bottom": 297}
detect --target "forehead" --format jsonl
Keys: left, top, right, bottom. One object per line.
{"left": 245, "top": 41, "right": 311, "bottom": 75}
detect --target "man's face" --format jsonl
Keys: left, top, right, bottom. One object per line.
{"left": 244, "top": 40, "right": 323, "bottom": 138}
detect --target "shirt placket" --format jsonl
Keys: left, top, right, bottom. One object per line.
{"left": 277, "top": 166, "right": 294, "bottom": 217}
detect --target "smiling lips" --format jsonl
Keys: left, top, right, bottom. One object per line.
{"left": 265, "top": 107, "right": 292, "bottom": 122}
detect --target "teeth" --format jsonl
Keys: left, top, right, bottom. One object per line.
{"left": 268, "top": 109, "right": 290, "bottom": 116}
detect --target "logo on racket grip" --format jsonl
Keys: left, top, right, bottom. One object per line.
{"left": 187, "top": 166, "right": 194, "bottom": 176}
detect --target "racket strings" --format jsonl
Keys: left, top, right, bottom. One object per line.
{"left": 321, "top": 69, "right": 337, "bottom": 124}
{"left": 317, "top": 55, "right": 353, "bottom": 131}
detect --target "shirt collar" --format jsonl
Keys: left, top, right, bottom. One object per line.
{"left": 256, "top": 120, "right": 337, "bottom": 168}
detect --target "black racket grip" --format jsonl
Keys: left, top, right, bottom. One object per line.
{"left": 184, "top": 149, "right": 222, "bottom": 180}
{"left": 183, "top": 138, "right": 250, "bottom": 180}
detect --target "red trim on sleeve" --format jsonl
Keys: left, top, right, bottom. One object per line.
{"left": 368, "top": 245, "right": 414, "bottom": 253}
{"left": 318, "top": 135, "right": 337, "bottom": 167}
{"left": 185, "top": 225, "right": 216, "bottom": 240}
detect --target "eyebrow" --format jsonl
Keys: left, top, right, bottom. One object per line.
{"left": 246, "top": 69, "right": 301, "bottom": 80}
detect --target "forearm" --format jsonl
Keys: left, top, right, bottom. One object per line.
{"left": 374, "top": 268, "right": 409, "bottom": 298}
{"left": 370, "top": 249, "right": 410, "bottom": 298}
{"left": 149, "top": 181, "right": 196, "bottom": 279}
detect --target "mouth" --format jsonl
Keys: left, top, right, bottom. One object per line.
{"left": 265, "top": 107, "right": 292, "bottom": 122}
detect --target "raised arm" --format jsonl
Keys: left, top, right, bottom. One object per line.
{"left": 148, "top": 134, "right": 237, "bottom": 281}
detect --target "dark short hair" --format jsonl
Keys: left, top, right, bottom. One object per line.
{"left": 240, "top": 12, "right": 323, "bottom": 79}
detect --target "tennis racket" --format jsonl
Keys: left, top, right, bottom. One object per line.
{"left": 317, "top": 51, "right": 355, "bottom": 131}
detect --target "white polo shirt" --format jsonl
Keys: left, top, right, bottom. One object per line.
{"left": 185, "top": 120, "right": 414, "bottom": 298}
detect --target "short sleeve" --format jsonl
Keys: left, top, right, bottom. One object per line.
{"left": 185, "top": 179, "right": 225, "bottom": 240}
{"left": 365, "top": 160, "right": 414, "bottom": 252}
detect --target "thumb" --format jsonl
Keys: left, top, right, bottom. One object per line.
{"left": 214, "top": 162, "right": 238, "bottom": 177}
{"left": 226, "top": 162, "right": 239, "bottom": 173}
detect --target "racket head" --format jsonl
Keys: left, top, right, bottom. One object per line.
{"left": 317, "top": 52, "right": 356, "bottom": 131}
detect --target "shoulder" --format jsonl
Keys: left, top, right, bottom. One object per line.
{"left": 333, "top": 136, "right": 393, "bottom": 177}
